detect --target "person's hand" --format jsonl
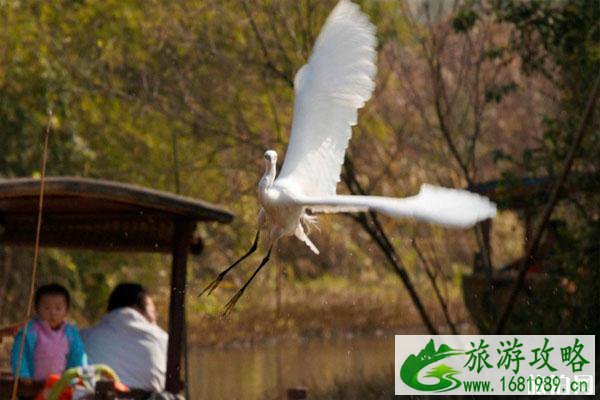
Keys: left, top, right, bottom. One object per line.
{"left": 133, "top": 294, "right": 158, "bottom": 324}
{"left": 144, "top": 297, "right": 157, "bottom": 325}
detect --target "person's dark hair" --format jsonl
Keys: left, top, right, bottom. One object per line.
{"left": 107, "top": 283, "right": 148, "bottom": 312}
{"left": 35, "top": 283, "right": 70, "bottom": 310}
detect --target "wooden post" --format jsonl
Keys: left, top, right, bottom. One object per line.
{"left": 0, "top": 246, "right": 12, "bottom": 319}
{"left": 166, "top": 219, "right": 195, "bottom": 394}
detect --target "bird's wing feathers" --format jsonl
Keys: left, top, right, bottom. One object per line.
{"left": 273, "top": 1, "right": 497, "bottom": 231}
{"left": 296, "top": 184, "right": 497, "bottom": 229}
{"left": 275, "top": 0, "right": 377, "bottom": 196}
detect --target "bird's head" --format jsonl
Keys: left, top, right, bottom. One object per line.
{"left": 264, "top": 150, "right": 277, "bottom": 166}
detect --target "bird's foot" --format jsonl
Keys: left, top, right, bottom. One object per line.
{"left": 222, "top": 290, "right": 244, "bottom": 316}
{"left": 199, "top": 275, "right": 223, "bottom": 297}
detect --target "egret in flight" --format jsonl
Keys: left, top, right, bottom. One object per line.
{"left": 201, "top": 0, "right": 496, "bottom": 313}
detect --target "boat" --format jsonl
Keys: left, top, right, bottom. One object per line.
{"left": 0, "top": 177, "right": 233, "bottom": 399}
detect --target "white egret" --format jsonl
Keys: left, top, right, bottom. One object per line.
{"left": 201, "top": 0, "right": 496, "bottom": 313}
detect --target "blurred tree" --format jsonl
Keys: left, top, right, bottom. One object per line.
{"left": 453, "top": 0, "right": 600, "bottom": 333}
{"left": 3, "top": 0, "right": 593, "bottom": 338}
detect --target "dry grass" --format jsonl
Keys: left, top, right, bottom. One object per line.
{"left": 188, "top": 272, "right": 472, "bottom": 347}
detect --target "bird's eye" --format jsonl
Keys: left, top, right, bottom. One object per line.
{"left": 264, "top": 154, "right": 269, "bottom": 159}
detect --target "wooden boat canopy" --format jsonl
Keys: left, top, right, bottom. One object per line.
{"left": 0, "top": 177, "right": 233, "bottom": 252}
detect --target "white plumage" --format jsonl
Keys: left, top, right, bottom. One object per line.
{"left": 202, "top": 0, "right": 497, "bottom": 313}
{"left": 277, "top": 0, "right": 377, "bottom": 197}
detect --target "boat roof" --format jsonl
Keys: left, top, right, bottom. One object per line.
{"left": 0, "top": 177, "right": 234, "bottom": 252}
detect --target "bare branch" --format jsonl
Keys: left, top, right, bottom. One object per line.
{"left": 412, "top": 238, "right": 459, "bottom": 334}
{"left": 343, "top": 156, "right": 439, "bottom": 334}
{"left": 241, "top": 0, "right": 294, "bottom": 88}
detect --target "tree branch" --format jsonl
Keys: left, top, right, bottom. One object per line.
{"left": 241, "top": 0, "right": 294, "bottom": 88}
{"left": 343, "top": 156, "right": 439, "bottom": 334}
{"left": 412, "top": 238, "right": 459, "bottom": 334}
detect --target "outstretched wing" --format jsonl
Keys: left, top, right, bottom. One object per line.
{"left": 275, "top": 0, "right": 376, "bottom": 197}
{"left": 296, "top": 185, "right": 498, "bottom": 229}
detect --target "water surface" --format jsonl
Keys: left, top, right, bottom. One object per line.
{"left": 188, "top": 334, "right": 395, "bottom": 399}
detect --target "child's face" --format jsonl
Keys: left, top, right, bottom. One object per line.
{"left": 36, "top": 294, "right": 68, "bottom": 329}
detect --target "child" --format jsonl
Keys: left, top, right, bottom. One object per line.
{"left": 11, "top": 283, "right": 87, "bottom": 380}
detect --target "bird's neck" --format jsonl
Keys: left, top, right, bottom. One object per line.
{"left": 262, "top": 162, "right": 276, "bottom": 188}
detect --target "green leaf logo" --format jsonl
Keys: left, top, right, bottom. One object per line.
{"left": 400, "top": 339, "right": 464, "bottom": 392}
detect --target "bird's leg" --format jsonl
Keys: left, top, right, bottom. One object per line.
{"left": 223, "top": 245, "right": 273, "bottom": 316}
{"left": 199, "top": 229, "right": 260, "bottom": 297}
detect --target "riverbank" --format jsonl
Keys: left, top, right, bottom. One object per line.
{"left": 187, "top": 272, "right": 475, "bottom": 347}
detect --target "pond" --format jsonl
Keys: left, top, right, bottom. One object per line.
{"left": 188, "top": 333, "right": 395, "bottom": 399}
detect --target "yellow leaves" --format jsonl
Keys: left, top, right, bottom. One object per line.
{"left": 49, "top": 114, "right": 60, "bottom": 130}
{"left": 48, "top": 249, "right": 78, "bottom": 273}
{"left": 358, "top": 109, "right": 392, "bottom": 142}
{"left": 1, "top": 0, "right": 513, "bottom": 329}
{"left": 78, "top": 95, "right": 102, "bottom": 125}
